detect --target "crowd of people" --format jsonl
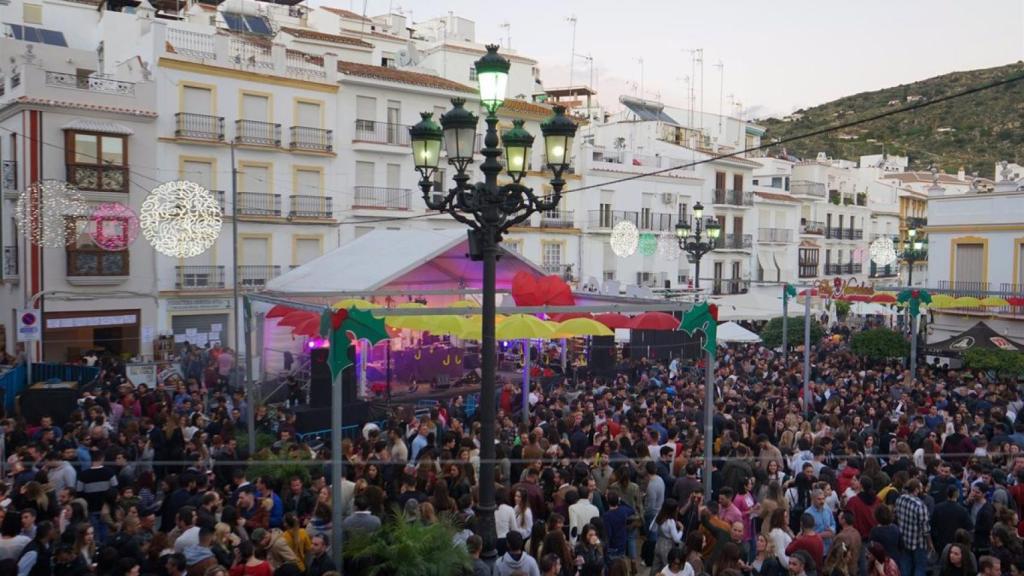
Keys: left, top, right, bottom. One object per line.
{"left": 0, "top": 326, "right": 1022, "bottom": 576}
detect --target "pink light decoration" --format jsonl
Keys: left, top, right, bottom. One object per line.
{"left": 89, "top": 202, "right": 140, "bottom": 251}
{"left": 307, "top": 337, "right": 330, "bottom": 349}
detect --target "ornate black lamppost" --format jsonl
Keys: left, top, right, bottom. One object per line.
{"left": 674, "top": 201, "right": 721, "bottom": 288}
{"left": 409, "top": 45, "right": 578, "bottom": 560}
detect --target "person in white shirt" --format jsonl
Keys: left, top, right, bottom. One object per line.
{"left": 494, "top": 487, "right": 517, "bottom": 554}
{"left": 567, "top": 489, "right": 600, "bottom": 546}
{"left": 660, "top": 548, "right": 694, "bottom": 576}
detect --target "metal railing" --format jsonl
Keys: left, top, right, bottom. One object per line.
{"left": 353, "top": 120, "right": 411, "bottom": 146}
{"left": 211, "top": 190, "right": 226, "bottom": 214}
{"left": 800, "top": 220, "right": 825, "bottom": 235}
{"left": 237, "top": 265, "right": 281, "bottom": 289}
{"left": 44, "top": 71, "right": 135, "bottom": 96}
{"left": 712, "top": 189, "right": 753, "bottom": 206}
{"left": 235, "top": 120, "right": 281, "bottom": 147}
{"left": 824, "top": 263, "right": 841, "bottom": 275}
{"left": 2, "top": 160, "right": 16, "bottom": 191}
{"left": 711, "top": 279, "right": 750, "bottom": 295}
{"left": 237, "top": 192, "right": 282, "bottom": 216}
{"left": 758, "top": 228, "right": 793, "bottom": 243}
{"left": 639, "top": 212, "right": 676, "bottom": 232}
{"left": 66, "top": 164, "right": 128, "bottom": 192}
{"left": 352, "top": 186, "right": 411, "bottom": 210}
{"left": 541, "top": 264, "right": 572, "bottom": 277}
{"left": 716, "top": 233, "right": 752, "bottom": 250}
{"left": 936, "top": 281, "right": 990, "bottom": 297}
{"left": 289, "top": 195, "right": 333, "bottom": 218}
{"left": 588, "top": 210, "right": 638, "bottom": 229}
{"left": 174, "top": 265, "right": 225, "bottom": 290}
{"left": 66, "top": 248, "right": 129, "bottom": 276}
{"left": 932, "top": 282, "right": 1024, "bottom": 315}
{"left": 175, "top": 113, "right": 225, "bottom": 141}
{"left": 870, "top": 264, "right": 897, "bottom": 278}
{"left": 540, "top": 210, "right": 574, "bottom": 228}
{"left": 166, "top": 27, "right": 217, "bottom": 60}
{"left": 290, "top": 126, "right": 333, "bottom": 152}
{"left": 229, "top": 37, "right": 274, "bottom": 71}
{"left": 826, "top": 228, "right": 843, "bottom": 240}
{"left": 285, "top": 51, "right": 326, "bottom": 80}
{"left": 790, "top": 180, "right": 827, "bottom": 198}
{"left": 3, "top": 246, "right": 17, "bottom": 278}
{"left": 799, "top": 265, "right": 818, "bottom": 278}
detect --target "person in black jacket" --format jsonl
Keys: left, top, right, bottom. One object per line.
{"left": 967, "top": 483, "right": 995, "bottom": 556}
{"left": 16, "top": 520, "right": 53, "bottom": 576}
{"left": 931, "top": 486, "right": 973, "bottom": 555}
{"left": 305, "top": 533, "right": 336, "bottom": 576}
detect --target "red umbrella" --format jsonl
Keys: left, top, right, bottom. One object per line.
{"left": 549, "top": 312, "right": 591, "bottom": 322}
{"left": 845, "top": 294, "right": 872, "bottom": 303}
{"left": 626, "top": 311, "right": 680, "bottom": 331}
{"left": 1008, "top": 296, "right": 1024, "bottom": 307}
{"left": 871, "top": 293, "right": 897, "bottom": 303}
{"left": 593, "top": 313, "right": 632, "bottom": 329}
{"left": 292, "top": 316, "right": 322, "bottom": 337}
{"left": 799, "top": 288, "right": 818, "bottom": 296}
{"left": 278, "top": 311, "right": 315, "bottom": 328}
{"left": 265, "top": 305, "right": 294, "bottom": 318}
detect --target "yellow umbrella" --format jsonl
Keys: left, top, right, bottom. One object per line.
{"left": 385, "top": 302, "right": 428, "bottom": 330}
{"left": 332, "top": 298, "right": 380, "bottom": 310}
{"left": 980, "top": 296, "right": 1010, "bottom": 307}
{"left": 448, "top": 300, "right": 479, "bottom": 308}
{"left": 454, "top": 315, "right": 507, "bottom": 340}
{"left": 929, "top": 294, "right": 956, "bottom": 308}
{"left": 550, "top": 318, "right": 614, "bottom": 338}
{"left": 495, "top": 314, "right": 556, "bottom": 340}
{"left": 954, "top": 296, "right": 982, "bottom": 307}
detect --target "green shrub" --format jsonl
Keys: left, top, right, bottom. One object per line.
{"left": 963, "top": 348, "right": 1024, "bottom": 377}
{"left": 343, "top": 509, "right": 471, "bottom": 576}
{"left": 851, "top": 328, "right": 909, "bottom": 359}
{"left": 760, "top": 316, "right": 824, "bottom": 349}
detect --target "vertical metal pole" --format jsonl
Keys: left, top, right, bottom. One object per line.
{"left": 521, "top": 339, "right": 529, "bottom": 426}
{"left": 560, "top": 338, "right": 567, "bottom": 372}
{"left": 803, "top": 292, "right": 812, "bottom": 412}
{"left": 694, "top": 258, "right": 701, "bottom": 290}
{"left": 910, "top": 312, "right": 918, "bottom": 381}
{"left": 232, "top": 145, "right": 254, "bottom": 455}
{"left": 478, "top": 228, "right": 499, "bottom": 561}
{"left": 781, "top": 285, "right": 789, "bottom": 355}
{"left": 385, "top": 340, "right": 392, "bottom": 409}
{"left": 243, "top": 296, "right": 254, "bottom": 454}
{"left": 703, "top": 346, "right": 714, "bottom": 502}
{"left": 330, "top": 363, "right": 343, "bottom": 561}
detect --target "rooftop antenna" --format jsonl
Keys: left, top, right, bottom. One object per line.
{"left": 500, "top": 21, "right": 511, "bottom": 49}
{"left": 567, "top": 15, "right": 577, "bottom": 88}
{"left": 697, "top": 48, "right": 704, "bottom": 134}
{"left": 636, "top": 57, "right": 644, "bottom": 101}
{"left": 685, "top": 49, "right": 697, "bottom": 128}
{"left": 714, "top": 59, "right": 724, "bottom": 132}
{"left": 359, "top": 0, "right": 368, "bottom": 35}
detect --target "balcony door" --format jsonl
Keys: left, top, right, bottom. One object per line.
{"left": 733, "top": 216, "right": 744, "bottom": 237}
{"left": 386, "top": 100, "right": 401, "bottom": 144}
{"left": 182, "top": 85, "right": 212, "bottom": 114}
{"left": 295, "top": 100, "right": 321, "bottom": 128}
{"left": 294, "top": 238, "right": 321, "bottom": 268}
{"left": 715, "top": 171, "right": 726, "bottom": 191}
{"left": 241, "top": 93, "right": 270, "bottom": 122}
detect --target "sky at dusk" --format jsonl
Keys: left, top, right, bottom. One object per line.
{"left": 315, "top": 0, "right": 1024, "bottom": 119}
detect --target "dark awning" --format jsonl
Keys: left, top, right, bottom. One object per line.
{"left": 925, "top": 321, "right": 1024, "bottom": 354}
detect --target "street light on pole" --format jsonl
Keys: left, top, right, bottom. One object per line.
{"left": 902, "top": 225, "right": 927, "bottom": 287}
{"left": 675, "top": 202, "right": 721, "bottom": 290}
{"left": 408, "top": 45, "right": 578, "bottom": 562}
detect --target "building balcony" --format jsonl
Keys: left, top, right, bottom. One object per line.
{"left": 587, "top": 210, "right": 638, "bottom": 230}
{"left": 44, "top": 71, "right": 135, "bottom": 96}
{"left": 790, "top": 180, "right": 827, "bottom": 199}
{"left": 715, "top": 233, "right": 753, "bottom": 250}
{"left": 235, "top": 120, "right": 281, "bottom": 147}
{"left": 175, "top": 113, "right": 225, "bottom": 141}
{"left": 758, "top": 228, "right": 793, "bottom": 243}
{"left": 353, "top": 186, "right": 411, "bottom": 210}
{"left": 849, "top": 229, "right": 864, "bottom": 240}
{"left": 540, "top": 210, "right": 574, "bottom": 228}
{"left": 174, "top": 265, "right": 225, "bottom": 290}
{"left": 639, "top": 212, "right": 676, "bottom": 232}
{"left": 289, "top": 195, "right": 333, "bottom": 219}
{"left": 826, "top": 228, "right": 843, "bottom": 240}
{"left": 210, "top": 190, "right": 226, "bottom": 214}
{"left": 541, "top": 263, "right": 573, "bottom": 277}
{"left": 66, "top": 163, "right": 128, "bottom": 193}
{"left": 712, "top": 189, "right": 753, "bottom": 207}
{"left": 711, "top": 279, "right": 750, "bottom": 295}
{"left": 67, "top": 248, "right": 129, "bottom": 280}
{"left": 2, "top": 160, "right": 15, "bottom": 192}
{"left": 3, "top": 246, "right": 17, "bottom": 279}
{"left": 290, "top": 126, "right": 333, "bottom": 153}
{"left": 869, "top": 263, "right": 897, "bottom": 278}
{"left": 353, "top": 120, "right": 411, "bottom": 147}
{"left": 824, "top": 263, "right": 840, "bottom": 275}
{"left": 798, "top": 264, "right": 818, "bottom": 279}
{"left": 237, "top": 192, "right": 282, "bottom": 217}
{"left": 800, "top": 220, "right": 825, "bottom": 235}
{"left": 237, "top": 265, "right": 281, "bottom": 290}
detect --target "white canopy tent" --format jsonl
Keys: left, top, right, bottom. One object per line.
{"left": 850, "top": 302, "right": 897, "bottom": 316}
{"left": 716, "top": 321, "right": 762, "bottom": 343}
{"left": 710, "top": 286, "right": 806, "bottom": 322}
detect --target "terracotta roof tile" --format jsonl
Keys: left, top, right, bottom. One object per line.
{"left": 337, "top": 61, "right": 475, "bottom": 93}
{"left": 754, "top": 191, "right": 801, "bottom": 203}
{"left": 499, "top": 99, "right": 553, "bottom": 118}
{"left": 279, "top": 26, "right": 374, "bottom": 48}
{"left": 321, "top": 7, "right": 372, "bottom": 22}
{"left": 8, "top": 96, "right": 157, "bottom": 118}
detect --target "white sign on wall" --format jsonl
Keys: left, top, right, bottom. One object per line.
{"left": 16, "top": 309, "right": 41, "bottom": 342}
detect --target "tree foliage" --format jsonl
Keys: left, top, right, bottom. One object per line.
{"left": 834, "top": 300, "right": 851, "bottom": 318}
{"left": 343, "top": 509, "right": 471, "bottom": 576}
{"left": 248, "top": 444, "right": 316, "bottom": 485}
{"left": 760, "top": 316, "right": 824, "bottom": 349}
{"left": 962, "top": 348, "right": 1024, "bottom": 377}
{"left": 851, "top": 328, "right": 909, "bottom": 359}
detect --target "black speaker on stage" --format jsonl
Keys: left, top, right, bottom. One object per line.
{"left": 309, "top": 345, "right": 357, "bottom": 406}
{"left": 589, "top": 335, "right": 616, "bottom": 377}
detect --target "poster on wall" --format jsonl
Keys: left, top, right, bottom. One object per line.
{"left": 126, "top": 364, "right": 158, "bottom": 388}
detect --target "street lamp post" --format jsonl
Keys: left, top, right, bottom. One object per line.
{"left": 902, "top": 227, "right": 927, "bottom": 287}
{"left": 409, "top": 45, "right": 578, "bottom": 561}
{"left": 674, "top": 204, "right": 720, "bottom": 501}
{"left": 675, "top": 202, "right": 721, "bottom": 289}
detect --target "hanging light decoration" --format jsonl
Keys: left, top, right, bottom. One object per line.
{"left": 852, "top": 246, "right": 866, "bottom": 264}
{"left": 140, "top": 181, "right": 222, "bottom": 258}
{"left": 638, "top": 232, "right": 658, "bottom": 256}
{"left": 89, "top": 202, "right": 140, "bottom": 251}
{"left": 869, "top": 237, "right": 897, "bottom": 266}
{"left": 657, "top": 235, "right": 679, "bottom": 260}
{"left": 15, "top": 180, "right": 90, "bottom": 248}
{"left": 609, "top": 221, "right": 639, "bottom": 257}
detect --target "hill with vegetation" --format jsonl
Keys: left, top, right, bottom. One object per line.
{"left": 758, "top": 62, "right": 1024, "bottom": 178}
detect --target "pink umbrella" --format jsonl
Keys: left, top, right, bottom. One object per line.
{"left": 593, "top": 313, "right": 633, "bottom": 329}
{"left": 266, "top": 305, "right": 294, "bottom": 318}
{"left": 278, "top": 311, "right": 315, "bottom": 328}
{"left": 626, "top": 312, "right": 680, "bottom": 331}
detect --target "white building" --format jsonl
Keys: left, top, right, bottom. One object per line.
{"left": 926, "top": 162, "right": 1024, "bottom": 341}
